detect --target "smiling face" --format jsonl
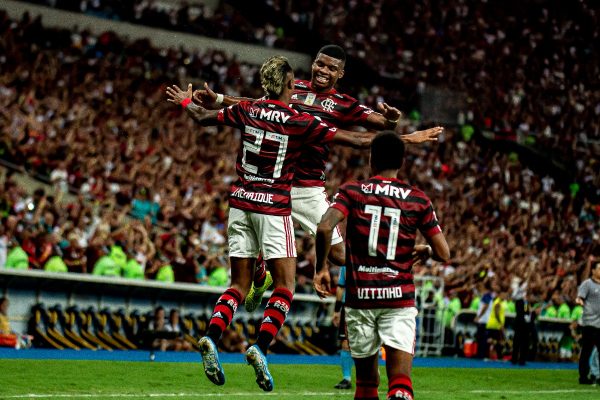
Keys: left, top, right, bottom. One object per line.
{"left": 310, "top": 53, "right": 345, "bottom": 92}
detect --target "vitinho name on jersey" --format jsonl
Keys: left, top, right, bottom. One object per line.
{"left": 357, "top": 287, "right": 403, "bottom": 300}
{"left": 232, "top": 188, "right": 274, "bottom": 204}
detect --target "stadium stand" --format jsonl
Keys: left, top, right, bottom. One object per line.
{"left": 0, "top": 1, "right": 598, "bottom": 361}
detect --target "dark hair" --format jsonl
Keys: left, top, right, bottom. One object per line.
{"left": 317, "top": 45, "right": 346, "bottom": 63}
{"left": 370, "top": 131, "right": 405, "bottom": 172}
{"left": 260, "top": 56, "right": 293, "bottom": 98}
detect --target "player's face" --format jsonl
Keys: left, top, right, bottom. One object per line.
{"left": 593, "top": 263, "right": 600, "bottom": 280}
{"left": 311, "top": 53, "right": 344, "bottom": 91}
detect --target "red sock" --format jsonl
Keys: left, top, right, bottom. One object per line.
{"left": 206, "top": 288, "right": 242, "bottom": 343}
{"left": 388, "top": 374, "right": 413, "bottom": 399}
{"left": 355, "top": 379, "right": 379, "bottom": 400}
{"left": 256, "top": 287, "right": 292, "bottom": 353}
{"left": 253, "top": 256, "right": 267, "bottom": 287}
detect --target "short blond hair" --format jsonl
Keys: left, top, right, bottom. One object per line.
{"left": 260, "top": 56, "right": 293, "bottom": 98}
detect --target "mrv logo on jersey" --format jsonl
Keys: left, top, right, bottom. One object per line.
{"left": 357, "top": 287, "right": 403, "bottom": 300}
{"left": 361, "top": 183, "right": 412, "bottom": 199}
{"left": 249, "top": 107, "right": 291, "bottom": 123}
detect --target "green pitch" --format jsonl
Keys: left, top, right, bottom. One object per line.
{"left": 1, "top": 359, "right": 597, "bottom": 400}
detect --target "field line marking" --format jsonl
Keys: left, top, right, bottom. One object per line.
{"left": 0, "top": 393, "right": 351, "bottom": 398}
{"left": 5, "top": 389, "right": 599, "bottom": 398}
{"left": 469, "top": 389, "right": 598, "bottom": 394}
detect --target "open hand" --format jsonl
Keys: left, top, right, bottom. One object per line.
{"left": 166, "top": 83, "right": 192, "bottom": 105}
{"left": 405, "top": 126, "right": 444, "bottom": 144}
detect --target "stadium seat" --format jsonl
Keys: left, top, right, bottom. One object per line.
{"left": 46, "top": 304, "right": 81, "bottom": 350}
{"left": 102, "top": 309, "right": 138, "bottom": 350}
{"left": 63, "top": 306, "right": 96, "bottom": 350}
{"left": 27, "top": 304, "right": 64, "bottom": 350}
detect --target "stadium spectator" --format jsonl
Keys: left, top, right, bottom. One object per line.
{"left": 485, "top": 289, "right": 507, "bottom": 360}
{"left": 0, "top": 296, "right": 32, "bottom": 348}
{"left": 165, "top": 309, "right": 192, "bottom": 351}
{"left": 474, "top": 281, "right": 494, "bottom": 359}
{"left": 576, "top": 257, "right": 600, "bottom": 385}
{"left": 315, "top": 132, "right": 450, "bottom": 400}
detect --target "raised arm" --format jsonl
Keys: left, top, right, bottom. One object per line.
{"left": 193, "top": 82, "right": 256, "bottom": 109}
{"left": 166, "top": 84, "right": 220, "bottom": 125}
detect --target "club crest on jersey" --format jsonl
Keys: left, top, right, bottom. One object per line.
{"left": 304, "top": 92, "right": 316, "bottom": 106}
{"left": 249, "top": 107, "right": 260, "bottom": 118}
{"left": 361, "top": 183, "right": 373, "bottom": 194}
{"left": 321, "top": 98, "right": 337, "bottom": 112}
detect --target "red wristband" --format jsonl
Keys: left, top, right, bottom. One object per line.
{"left": 180, "top": 98, "right": 192, "bottom": 108}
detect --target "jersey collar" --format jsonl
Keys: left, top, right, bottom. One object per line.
{"left": 262, "top": 98, "right": 295, "bottom": 111}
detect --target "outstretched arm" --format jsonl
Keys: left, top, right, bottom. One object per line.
{"left": 401, "top": 126, "right": 444, "bottom": 144}
{"left": 332, "top": 126, "right": 444, "bottom": 149}
{"left": 166, "top": 84, "right": 220, "bottom": 125}
{"left": 193, "top": 82, "right": 256, "bottom": 109}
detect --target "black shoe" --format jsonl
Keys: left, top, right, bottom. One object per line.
{"left": 334, "top": 379, "right": 352, "bottom": 389}
{"left": 579, "top": 377, "right": 594, "bottom": 385}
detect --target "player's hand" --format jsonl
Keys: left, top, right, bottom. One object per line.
{"left": 576, "top": 297, "right": 585, "bottom": 306}
{"left": 166, "top": 83, "right": 193, "bottom": 105}
{"left": 332, "top": 311, "right": 341, "bottom": 327}
{"left": 193, "top": 82, "right": 220, "bottom": 109}
{"left": 377, "top": 102, "right": 402, "bottom": 123}
{"left": 404, "top": 126, "right": 444, "bottom": 144}
{"left": 313, "top": 270, "right": 332, "bottom": 299}
{"left": 412, "top": 244, "right": 432, "bottom": 266}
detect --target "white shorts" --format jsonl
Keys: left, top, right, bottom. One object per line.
{"left": 291, "top": 186, "right": 343, "bottom": 245}
{"left": 228, "top": 208, "right": 297, "bottom": 260}
{"left": 345, "top": 306, "right": 418, "bottom": 358}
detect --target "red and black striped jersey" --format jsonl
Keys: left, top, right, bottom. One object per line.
{"left": 330, "top": 176, "right": 442, "bottom": 309}
{"left": 217, "top": 99, "right": 337, "bottom": 216}
{"left": 290, "top": 80, "right": 373, "bottom": 187}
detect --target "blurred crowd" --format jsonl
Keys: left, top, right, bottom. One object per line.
{"left": 18, "top": 0, "right": 600, "bottom": 171}
{"left": 0, "top": 9, "right": 598, "bottom": 323}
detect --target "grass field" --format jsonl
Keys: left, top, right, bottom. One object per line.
{"left": 2, "top": 359, "right": 598, "bottom": 400}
